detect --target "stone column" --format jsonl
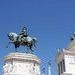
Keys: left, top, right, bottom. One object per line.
{"left": 3, "top": 52, "right": 41, "bottom": 75}
{"left": 48, "top": 64, "right": 51, "bottom": 75}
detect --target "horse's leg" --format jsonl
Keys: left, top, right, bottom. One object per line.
{"left": 6, "top": 41, "right": 13, "bottom": 48}
{"left": 6, "top": 42, "right": 10, "bottom": 48}
{"left": 14, "top": 44, "right": 19, "bottom": 52}
{"left": 29, "top": 45, "right": 34, "bottom": 52}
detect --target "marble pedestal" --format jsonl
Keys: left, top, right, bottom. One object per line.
{"left": 3, "top": 52, "right": 41, "bottom": 75}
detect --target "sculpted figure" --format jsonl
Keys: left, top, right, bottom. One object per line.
{"left": 7, "top": 26, "right": 37, "bottom": 52}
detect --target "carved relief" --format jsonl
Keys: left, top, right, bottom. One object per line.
{"left": 3, "top": 63, "right": 13, "bottom": 73}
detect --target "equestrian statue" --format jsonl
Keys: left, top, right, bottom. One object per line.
{"left": 7, "top": 26, "right": 37, "bottom": 53}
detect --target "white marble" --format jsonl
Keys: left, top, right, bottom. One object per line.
{"left": 3, "top": 52, "right": 41, "bottom": 75}
{"left": 56, "top": 49, "right": 75, "bottom": 75}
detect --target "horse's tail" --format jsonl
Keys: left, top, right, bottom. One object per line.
{"left": 32, "top": 38, "right": 37, "bottom": 47}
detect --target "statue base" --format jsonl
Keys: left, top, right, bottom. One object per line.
{"left": 3, "top": 52, "right": 41, "bottom": 75}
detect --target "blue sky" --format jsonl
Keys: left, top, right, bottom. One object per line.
{"left": 0, "top": 0, "right": 75, "bottom": 75}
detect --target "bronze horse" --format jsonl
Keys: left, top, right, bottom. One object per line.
{"left": 7, "top": 32, "right": 37, "bottom": 52}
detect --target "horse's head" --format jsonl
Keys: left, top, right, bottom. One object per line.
{"left": 8, "top": 32, "right": 18, "bottom": 42}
